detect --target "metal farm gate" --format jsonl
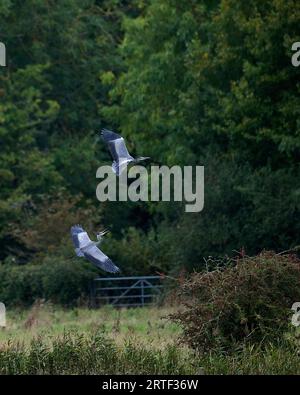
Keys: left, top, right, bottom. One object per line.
{"left": 90, "top": 276, "right": 163, "bottom": 307}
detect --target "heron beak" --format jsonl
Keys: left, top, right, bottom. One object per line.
{"left": 138, "top": 156, "right": 151, "bottom": 162}
{"left": 99, "top": 229, "right": 110, "bottom": 237}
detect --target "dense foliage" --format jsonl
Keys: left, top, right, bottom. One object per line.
{"left": 0, "top": 0, "right": 299, "bottom": 304}
{"left": 171, "top": 252, "right": 300, "bottom": 351}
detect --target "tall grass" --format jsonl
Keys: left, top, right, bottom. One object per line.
{"left": 0, "top": 331, "right": 196, "bottom": 374}
{"left": 0, "top": 305, "right": 299, "bottom": 374}
{"left": 0, "top": 331, "right": 299, "bottom": 374}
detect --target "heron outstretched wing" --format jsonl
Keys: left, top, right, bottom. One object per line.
{"left": 101, "top": 129, "right": 134, "bottom": 162}
{"left": 83, "top": 244, "right": 120, "bottom": 273}
{"left": 70, "top": 225, "right": 91, "bottom": 249}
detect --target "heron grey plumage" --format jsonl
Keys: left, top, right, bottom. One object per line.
{"left": 70, "top": 225, "right": 120, "bottom": 273}
{"left": 101, "top": 128, "right": 150, "bottom": 176}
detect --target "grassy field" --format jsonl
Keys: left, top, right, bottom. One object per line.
{"left": 0, "top": 303, "right": 299, "bottom": 374}
{"left": 0, "top": 303, "right": 180, "bottom": 347}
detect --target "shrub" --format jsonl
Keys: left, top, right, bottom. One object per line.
{"left": 103, "top": 227, "right": 163, "bottom": 276}
{"left": 0, "top": 258, "right": 96, "bottom": 306}
{"left": 170, "top": 251, "right": 300, "bottom": 352}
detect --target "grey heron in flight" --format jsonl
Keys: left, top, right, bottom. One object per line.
{"left": 70, "top": 225, "right": 120, "bottom": 273}
{"left": 101, "top": 129, "right": 150, "bottom": 176}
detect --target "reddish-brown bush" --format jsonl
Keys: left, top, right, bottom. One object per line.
{"left": 170, "top": 251, "right": 300, "bottom": 352}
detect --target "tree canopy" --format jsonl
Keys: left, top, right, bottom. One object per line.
{"left": 0, "top": 0, "right": 299, "bottom": 304}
